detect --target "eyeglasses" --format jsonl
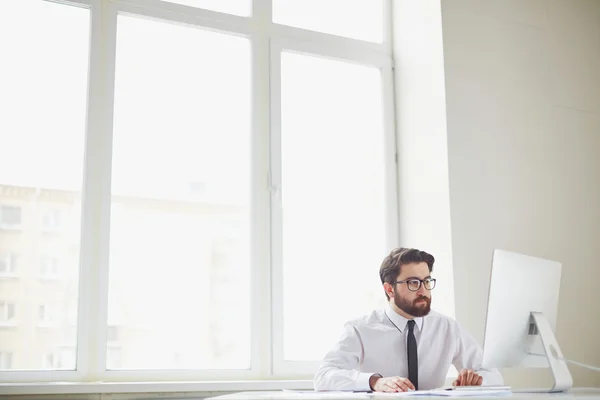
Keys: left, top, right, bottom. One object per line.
{"left": 393, "top": 278, "right": 436, "bottom": 291}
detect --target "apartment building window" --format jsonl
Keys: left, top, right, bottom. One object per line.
{"left": 107, "top": 325, "right": 118, "bottom": 342}
{"left": 0, "top": 302, "right": 15, "bottom": 325}
{"left": 0, "top": 0, "right": 397, "bottom": 383}
{"left": 41, "top": 210, "right": 62, "bottom": 232}
{"left": 0, "top": 253, "right": 18, "bottom": 277}
{"left": 0, "top": 353, "right": 12, "bottom": 370}
{"left": 42, "top": 353, "right": 58, "bottom": 370}
{"left": 39, "top": 257, "right": 60, "bottom": 279}
{"left": 0, "top": 206, "right": 21, "bottom": 229}
{"left": 38, "top": 304, "right": 54, "bottom": 326}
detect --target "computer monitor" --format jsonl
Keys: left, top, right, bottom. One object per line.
{"left": 482, "top": 249, "right": 572, "bottom": 392}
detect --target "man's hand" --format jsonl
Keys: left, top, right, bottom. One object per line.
{"left": 370, "top": 375, "right": 416, "bottom": 392}
{"left": 453, "top": 369, "right": 483, "bottom": 386}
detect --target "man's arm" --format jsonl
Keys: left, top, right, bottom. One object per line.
{"left": 313, "top": 323, "right": 379, "bottom": 392}
{"left": 452, "top": 322, "right": 504, "bottom": 386}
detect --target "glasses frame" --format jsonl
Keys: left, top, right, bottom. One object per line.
{"left": 393, "top": 278, "right": 436, "bottom": 292}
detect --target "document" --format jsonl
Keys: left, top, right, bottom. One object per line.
{"left": 281, "top": 390, "right": 372, "bottom": 399}
{"left": 371, "top": 388, "right": 511, "bottom": 397}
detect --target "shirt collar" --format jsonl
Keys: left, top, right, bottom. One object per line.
{"left": 385, "top": 303, "right": 424, "bottom": 332}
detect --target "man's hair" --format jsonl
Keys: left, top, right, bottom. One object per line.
{"left": 379, "top": 248, "right": 435, "bottom": 300}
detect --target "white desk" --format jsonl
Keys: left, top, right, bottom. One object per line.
{"left": 205, "top": 388, "right": 600, "bottom": 400}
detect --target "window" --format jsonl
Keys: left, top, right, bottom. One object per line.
{"left": 40, "top": 257, "right": 60, "bottom": 279}
{"left": 0, "top": 0, "right": 87, "bottom": 374}
{"left": 0, "top": 206, "right": 21, "bottom": 229}
{"left": 38, "top": 304, "right": 54, "bottom": 326}
{"left": 0, "top": 253, "right": 18, "bottom": 277}
{"left": 41, "top": 210, "right": 62, "bottom": 232}
{"left": 0, "top": 302, "right": 15, "bottom": 325}
{"left": 278, "top": 52, "right": 388, "bottom": 364}
{"left": 0, "top": 0, "right": 395, "bottom": 384}
{"left": 108, "top": 14, "right": 251, "bottom": 371}
{"left": 0, "top": 353, "right": 12, "bottom": 370}
{"left": 42, "top": 353, "right": 58, "bottom": 370}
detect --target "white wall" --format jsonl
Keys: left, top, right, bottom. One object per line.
{"left": 440, "top": 0, "right": 600, "bottom": 388}
{"left": 393, "top": 0, "right": 600, "bottom": 389}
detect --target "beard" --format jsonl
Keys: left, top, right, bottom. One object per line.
{"left": 394, "top": 292, "right": 431, "bottom": 317}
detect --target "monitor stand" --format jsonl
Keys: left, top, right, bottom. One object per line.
{"left": 517, "top": 312, "right": 572, "bottom": 393}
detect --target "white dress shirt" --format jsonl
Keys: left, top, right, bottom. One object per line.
{"left": 314, "top": 305, "right": 503, "bottom": 391}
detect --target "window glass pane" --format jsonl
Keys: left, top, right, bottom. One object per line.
{"left": 281, "top": 52, "right": 388, "bottom": 361}
{"left": 273, "top": 0, "right": 383, "bottom": 42}
{"left": 0, "top": 0, "right": 88, "bottom": 371}
{"left": 163, "top": 0, "right": 250, "bottom": 17}
{"left": 109, "top": 15, "right": 251, "bottom": 370}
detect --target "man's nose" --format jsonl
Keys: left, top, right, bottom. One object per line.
{"left": 416, "top": 284, "right": 427, "bottom": 295}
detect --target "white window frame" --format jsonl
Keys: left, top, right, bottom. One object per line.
{"left": 0, "top": 0, "right": 396, "bottom": 383}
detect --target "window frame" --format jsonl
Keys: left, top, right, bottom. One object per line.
{"left": 0, "top": 0, "right": 396, "bottom": 383}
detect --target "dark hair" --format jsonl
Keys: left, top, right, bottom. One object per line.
{"left": 379, "top": 248, "right": 435, "bottom": 300}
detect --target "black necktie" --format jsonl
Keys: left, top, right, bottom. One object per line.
{"left": 407, "top": 320, "right": 419, "bottom": 390}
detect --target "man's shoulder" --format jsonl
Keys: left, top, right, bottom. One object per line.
{"left": 345, "top": 308, "right": 387, "bottom": 328}
{"left": 424, "top": 309, "right": 460, "bottom": 329}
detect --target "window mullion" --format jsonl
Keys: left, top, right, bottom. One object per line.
{"left": 77, "top": 0, "right": 118, "bottom": 380}
{"left": 252, "top": 0, "right": 274, "bottom": 379}
{"left": 268, "top": 38, "right": 285, "bottom": 376}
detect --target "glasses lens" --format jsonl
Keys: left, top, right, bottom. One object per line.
{"left": 407, "top": 280, "right": 421, "bottom": 291}
{"left": 424, "top": 278, "right": 436, "bottom": 290}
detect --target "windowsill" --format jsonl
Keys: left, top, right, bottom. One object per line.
{"left": 0, "top": 226, "right": 22, "bottom": 232}
{"left": 36, "top": 323, "right": 57, "bottom": 328}
{"left": 41, "top": 228, "right": 63, "bottom": 234}
{"left": 0, "top": 379, "right": 314, "bottom": 396}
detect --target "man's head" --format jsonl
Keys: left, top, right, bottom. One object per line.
{"left": 379, "top": 248, "right": 435, "bottom": 318}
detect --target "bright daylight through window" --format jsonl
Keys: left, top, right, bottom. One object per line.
{"left": 0, "top": 0, "right": 398, "bottom": 383}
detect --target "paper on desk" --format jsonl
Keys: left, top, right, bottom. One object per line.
{"left": 281, "top": 390, "right": 371, "bottom": 399}
{"left": 372, "top": 388, "right": 512, "bottom": 397}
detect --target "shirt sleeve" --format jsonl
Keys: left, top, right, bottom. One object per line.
{"left": 313, "top": 322, "right": 380, "bottom": 391}
{"left": 452, "top": 322, "right": 504, "bottom": 386}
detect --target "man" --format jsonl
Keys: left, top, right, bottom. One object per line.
{"left": 314, "top": 247, "right": 503, "bottom": 392}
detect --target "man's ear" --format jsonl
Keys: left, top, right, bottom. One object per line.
{"left": 383, "top": 282, "right": 394, "bottom": 300}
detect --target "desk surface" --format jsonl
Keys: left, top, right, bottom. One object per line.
{"left": 205, "top": 388, "right": 600, "bottom": 400}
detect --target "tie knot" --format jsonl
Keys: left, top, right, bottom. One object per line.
{"left": 407, "top": 320, "right": 416, "bottom": 331}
